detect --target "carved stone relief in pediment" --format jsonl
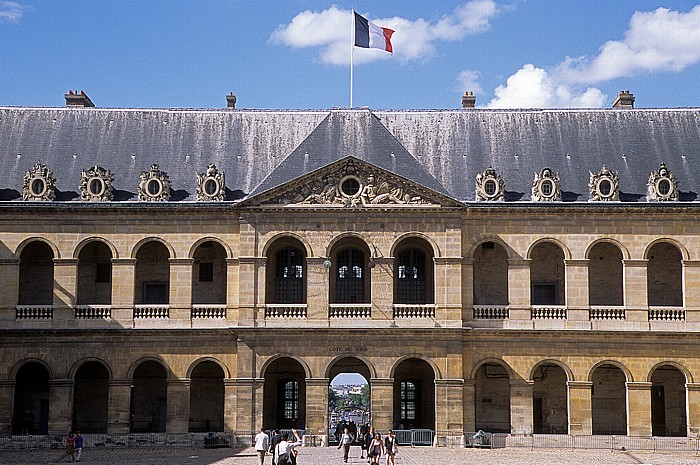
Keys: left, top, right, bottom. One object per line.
{"left": 262, "top": 159, "right": 437, "bottom": 207}
{"left": 647, "top": 162, "right": 678, "bottom": 202}
{"left": 196, "top": 163, "right": 226, "bottom": 201}
{"left": 589, "top": 165, "right": 619, "bottom": 201}
{"left": 80, "top": 165, "right": 114, "bottom": 201}
{"left": 23, "top": 161, "right": 56, "bottom": 201}
{"left": 138, "top": 164, "right": 171, "bottom": 201}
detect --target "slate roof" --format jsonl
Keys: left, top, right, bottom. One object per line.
{"left": 1, "top": 106, "right": 699, "bottom": 203}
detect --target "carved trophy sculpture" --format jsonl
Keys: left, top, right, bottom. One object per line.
{"left": 589, "top": 165, "right": 620, "bottom": 201}
{"left": 531, "top": 167, "right": 562, "bottom": 202}
{"left": 475, "top": 166, "right": 505, "bottom": 201}
{"left": 23, "top": 161, "right": 56, "bottom": 201}
{"left": 196, "top": 163, "right": 226, "bottom": 201}
{"left": 647, "top": 162, "right": 679, "bottom": 202}
{"left": 79, "top": 165, "right": 114, "bottom": 201}
{"left": 138, "top": 164, "right": 171, "bottom": 201}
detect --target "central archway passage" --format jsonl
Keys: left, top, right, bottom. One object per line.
{"left": 263, "top": 357, "right": 306, "bottom": 430}
{"left": 328, "top": 357, "right": 372, "bottom": 443}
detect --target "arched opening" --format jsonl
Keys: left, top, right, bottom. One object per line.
{"left": 650, "top": 365, "right": 687, "bottom": 436}
{"left": 530, "top": 242, "right": 565, "bottom": 306}
{"left": 18, "top": 241, "right": 54, "bottom": 305}
{"left": 77, "top": 241, "right": 113, "bottom": 305}
{"left": 328, "top": 357, "right": 372, "bottom": 443}
{"left": 394, "top": 238, "right": 434, "bottom": 304}
{"left": 189, "top": 361, "right": 225, "bottom": 432}
{"left": 13, "top": 362, "right": 50, "bottom": 434}
{"left": 647, "top": 243, "right": 683, "bottom": 307}
{"left": 192, "top": 241, "right": 227, "bottom": 304}
{"left": 72, "top": 361, "right": 109, "bottom": 433}
{"left": 393, "top": 359, "right": 435, "bottom": 430}
{"left": 330, "top": 238, "right": 371, "bottom": 304}
{"left": 263, "top": 358, "right": 306, "bottom": 430}
{"left": 591, "top": 364, "right": 627, "bottom": 435}
{"left": 134, "top": 242, "right": 170, "bottom": 305}
{"left": 266, "top": 238, "right": 307, "bottom": 304}
{"left": 131, "top": 361, "right": 168, "bottom": 433}
{"left": 474, "top": 362, "right": 510, "bottom": 433}
{"left": 588, "top": 242, "right": 623, "bottom": 306}
{"left": 532, "top": 364, "right": 568, "bottom": 434}
{"left": 473, "top": 241, "right": 508, "bottom": 305}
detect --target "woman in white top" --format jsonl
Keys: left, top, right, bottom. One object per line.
{"left": 368, "top": 432, "right": 384, "bottom": 464}
{"left": 274, "top": 429, "right": 302, "bottom": 465}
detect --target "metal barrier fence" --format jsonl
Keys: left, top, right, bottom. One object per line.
{"left": 499, "top": 434, "right": 700, "bottom": 452}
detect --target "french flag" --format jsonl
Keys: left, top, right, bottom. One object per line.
{"left": 354, "top": 12, "right": 394, "bottom": 54}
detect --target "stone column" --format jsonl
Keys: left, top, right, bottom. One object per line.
{"left": 370, "top": 378, "right": 393, "bottom": 431}
{"left": 623, "top": 259, "right": 648, "bottom": 322}
{"left": 0, "top": 380, "right": 15, "bottom": 434}
{"left": 111, "top": 258, "right": 136, "bottom": 326}
{"left": 509, "top": 379, "right": 533, "bottom": 434}
{"left": 53, "top": 258, "right": 78, "bottom": 321}
{"left": 564, "top": 259, "right": 589, "bottom": 324}
{"left": 166, "top": 378, "right": 191, "bottom": 433}
{"left": 435, "top": 379, "right": 464, "bottom": 432}
{"left": 507, "top": 259, "right": 531, "bottom": 324}
{"left": 627, "top": 381, "right": 652, "bottom": 436}
{"left": 233, "top": 378, "right": 264, "bottom": 432}
{"left": 686, "top": 383, "right": 700, "bottom": 437}
{"left": 306, "top": 258, "right": 330, "bottom": 321}
{"left": 462, "top": 259, "right": 474, "bottom": 323}
{"left": 463, "top": 380, "right": 476, "bottom": 432}
{"left": 107, "top": 379, "right": 132, "bottom": 434}
{"left": 223, "top": 378, "right": 237, "bottom": 431}
{"left": 238, "top": 257, "right": 264, "bottom": 325}
{"left": 305, "top": 378, "right": 329, "bottom": 435}
{"left": 168, "top": 258, "right": 193, "bottom": 323}
{"left": 0, "top": 259, "right": 19, "bottom": 322}
{"left": 48, "top": 379, "right": 74, "bottom": 435}
{"left": 370, "top": 257, "right": 394, "bottom": 321}
{"left": 434, "top": 257, "right": 462, "bottom": 322}
{"left": 567, "top": 381, "right": 592, "bottom": 435}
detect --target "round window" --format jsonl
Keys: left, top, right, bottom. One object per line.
{"left": 540, "top": 180, "right": 553, "bottom": 197}
{"left": 657, "top": 178, "right": 671, "bottom": 196}
{"left": 597, "top": 178, "right": 612, "bottom": 197}
{"left": 484, "top": 179, "right": 497, "bottom": 196}
{"left": 30, "top": 178, "right": 46, "bottom": 197}
{"left": 204, "top": 178, "right": 219, "bottom": 196}
{"left": 88, "top": 178, "right": 105, "bottom": 196}
{"left": 147, "top": 179, "right": 162, "bottom": 197}
{"left": 340, "top": 177, "right": 361, "bottom": 196}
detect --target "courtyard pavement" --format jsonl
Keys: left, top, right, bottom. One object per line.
{"left": 1, "top": 445, "right": 700, "bottom": 464}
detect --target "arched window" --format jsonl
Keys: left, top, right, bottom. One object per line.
{"left": 336, "top": 248, "right": 365, "bottom": 303}
{"left": 396, "top": 249, "right": 426, "bottom": 304}
{"left": 275, "top": 248, "right": 304, "bottom": 304}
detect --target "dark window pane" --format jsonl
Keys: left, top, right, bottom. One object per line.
{"left": 199, "top": 262, "right": 214, "bottom": 282}
{"left": 396, "top": 249, "right": 427, "bottom": 304}
{"left": 95, "top": 262, "right": 111, "bottom": 283}
{"left": 274, "top": 248, "right": 304, "bottom": 304}
{"left": 335, "top": 248, "right": 365, "bottom": 303}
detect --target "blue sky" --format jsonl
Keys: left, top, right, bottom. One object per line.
{"left": 1, "top": 1, "right": 699, "bottom": 109}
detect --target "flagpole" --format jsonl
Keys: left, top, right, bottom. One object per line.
{"left": 350, "top": 8, "right": 354, "bottom": 108}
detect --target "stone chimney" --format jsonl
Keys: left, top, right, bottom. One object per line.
{"left": 461, "top": 91, "right": 476, "bottom": 109}
{"left": 64, "top": 90, "right": 94, "bottom": 108}
{"left": 611, "top": 90, "right": 634, "bottom": 109}
{"left": 226, "top": 92, "right": 236, "bottom": 109}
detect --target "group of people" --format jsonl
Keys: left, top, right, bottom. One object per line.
{"left": 338, "top": 426, "right": 398, "bottom": 465}
{"left": 255, "top": 427, "right": 302, "bottom": 465}
{"left": 64, "top": 431, "right": 83, "bottom": 462}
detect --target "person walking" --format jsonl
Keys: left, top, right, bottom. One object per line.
{"left": 65, "top": 432, "right": 76, "bottom": 462}
{"left": 368, "top": 432, "right": 384, "bottom": 465}
{"left": 362, "top": 426, "right": 374, "bottom": 460}
{"left": 273, "top": 430, "right": 302, "bottom": 465}
{"left": 384, "top": 430, "right": 398, "bottom": 465}
{"left": 269, "top": 429, "right": 281, "bottom": 465}
{"left": 74, "top": 431, "right": 83, "bottom": 462}
{"left": 337, "top": 427, "right": 353, "bottom": 463}
{"left": 255, "top": 427, "right": 269, "bottom": 465}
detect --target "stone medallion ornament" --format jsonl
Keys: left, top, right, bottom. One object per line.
{"left": 79, "top": 165, "right": 114, "bottom": 201}
{"left": 647, "top": 162, "right": 678, "bottom": 202}
{"left": 23, "top": 161, "right": 56, "bottom": 201}
{"left": 475, "top": 166, "right": 505, "bottom": 201}
{"left": 138, "top": 164, "right": 171, "bottom": 201}
{"left": 531, "top": 167, "right": 561, "bottom": 202}
{"left": 589, "top": 165, "right": 619, "bottom": 201}
{"left": 196, "top": 163, "right": 225, "bottom": 201}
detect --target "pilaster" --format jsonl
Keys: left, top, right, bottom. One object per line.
{"left": 510, "top": 379, "right": 533, "bottom": 434}
{"left": 0, "top": 259, "right": 19, "bottom": 321}
{"left": 370, "top": 257, "right": 394, "bottom": 321}
{"left": 166, "top": 378, "right": 191, "bottom": 433}
{"left": 52, "top": 259, "right": 78, "bottom": 320}
{"left": 686, "top": 383, "right": 700, "bottom": 436}
{"left": 48, "top": 379, "right": 74, "bottom": 435}
{"left": 507, "top": 259, "right": 531, "bottom": 321}
{"left": 111, "top": 258, "right": 136, "bottom": 325}
{"left": 0, "top": 380, "right": 15, "bottom": 434}
{"left": 305, "top": 378, "right": 329, "bottom": 435}
{"left": 463, "top": 379, "right": 476, "bottom": 432}
{"left": 370, "top": 378, "right": 393, "bottom": 431}
{"left": 306, "top": 258, "right": 330, "bottom": 321}
{"left": 434, "top": 257, "right": 462, "bottom": 321}
{"left": 567, "top": 381, "right": 592, "bottom": 435}
{"left": 223, "top": 378, "right": 237, "bottom": 431}
{"left": 225, "top": 258, "right": 240, "bottom": 324}
{"left": 435, "top": 379, "right": 464, "bottom": 432}
{"left": 168, "top": 258, "right": 193, "bottom": 321}
{"left": 107, "top": 379, "right": 132, "bottom": 434}
{"left": 626, "top": 381, "right": 652, "bottom": 436}
{"left": 623, "top": 260, "right": 648, "bottom": 308}
{"left": 564, "top": 259, "right": 589, "bottom": 319}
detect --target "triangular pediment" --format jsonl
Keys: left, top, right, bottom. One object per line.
{"left": 239, "top": 156, "right": 463, "bottom": 208}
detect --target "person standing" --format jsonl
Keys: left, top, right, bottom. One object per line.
{"left": 74, "top": 431, "right": 83, "bottom": 462}
{"left": 337, "top": 427, "right": 352, "bottom": 463}
{"left": 384, "top": 430, "right": 398, "bottom": 465}
{"left": 66, "top": 432, "right": 76, "bottom": 462}
{"left": 269, "top": 429, "right": 281, "bottom": 465}
{"left": 362, "top": 426, "right": 374, "bottom": 460}
{"left": 255, "top": 427, "right": 269, "bottom": 465}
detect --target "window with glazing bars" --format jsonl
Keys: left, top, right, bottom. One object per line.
{"left": 275, "top": 248, "right": 304, "bottom": 303}
{"left": 400, "top": 380, "right": 417, "bottom": 421}
{"left": 336, "top": 248, "right": 365, "bottom": 303}
{"left": 396, "top": 249, "right": 426, "bottom": 303}
{"left": 283, "top": 380, "right": 299, "bottom": 420}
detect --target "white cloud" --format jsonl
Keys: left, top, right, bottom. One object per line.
{"left": 0, "top": 1, "right": 26, "bottom": 23}
{"left": 456, "top": 70, "right": 482, "bottom": 95}
{"left": 483, "top": 5, "right": 700, "bottom": 108}
{"left": 270, "top": 1, "right": 500, "bottom": 65}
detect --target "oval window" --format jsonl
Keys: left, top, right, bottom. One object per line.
{"left": 598, "top": 179, "right": 611, "bottom": 197}
{"left": 88, "top": 178, "right": 104, "bottom": 196}
{"left": 147, "top": 179, "right": 162, "bottom": 196}
{"left": 541, "top": 180, "right": 553, "bottom": 197}
{"left": 657, "top": 179, "right": 671, "bottom": 196}
{"left": 484, "top": 179, "right": 497, "bottom": 196}
{"left": 30, "top": 178, "right": 46, "bottom": 196}
{"left": 341, "top": 177, "right": 360, "bottom": 196}
{"left": 204, "top": 178, "right": 218, "bottom": 196}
